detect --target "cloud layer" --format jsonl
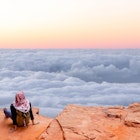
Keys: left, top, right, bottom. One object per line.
{"left": 0, "top": 49, "right": 140, "bottom": 117}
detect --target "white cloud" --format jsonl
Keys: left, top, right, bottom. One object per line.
{"left": 0, "top": 49, "right": 140, "bottom": 117}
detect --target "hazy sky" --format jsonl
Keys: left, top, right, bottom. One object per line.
{"left": 0, "top": 0, "right": 140, "bottom": 49}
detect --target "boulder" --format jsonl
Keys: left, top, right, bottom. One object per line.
{"left": 38, "top": 104, "right": 140, "bottom": 140}
{"left": 124, "top": 103, "right": 140, "bottom": 128}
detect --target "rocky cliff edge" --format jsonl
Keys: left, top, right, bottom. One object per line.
{"left": 0, "top": 103, "right": 140, "bottom": 140}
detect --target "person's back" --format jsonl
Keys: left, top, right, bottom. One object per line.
{"left": 16, "top": 107, "right": 30, "bottom": 126}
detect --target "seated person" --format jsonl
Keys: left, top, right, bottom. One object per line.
{"left": 4, "top": 91, "right": 38, "bottom": 131}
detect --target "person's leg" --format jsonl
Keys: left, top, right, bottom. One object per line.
{"left": 3, "top": 108, "right": 12, "bottom": 119}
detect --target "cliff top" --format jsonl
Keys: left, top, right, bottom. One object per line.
{"left": 1, "top": 103, "right": 140, "bottom": 140}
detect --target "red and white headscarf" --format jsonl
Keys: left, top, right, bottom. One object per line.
{"left": 13, "top": 91, "right": 30, "bottom": 113}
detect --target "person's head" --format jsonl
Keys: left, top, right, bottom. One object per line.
{"left": 15, "top": 91, "right": 26, "bottom": 106}
{"left": 13, "top": 91, "right": 30, "bottom": 113}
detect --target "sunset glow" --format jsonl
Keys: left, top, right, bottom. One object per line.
{"left": 0, "top": 0, "right": 140, "bottom": 49}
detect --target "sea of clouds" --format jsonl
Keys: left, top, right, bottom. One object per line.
{"left": 0, "top": 49, "right": 140, "bottom": 117}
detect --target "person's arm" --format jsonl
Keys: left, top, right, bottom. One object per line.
{"left": 29, "top": 102, "right": 36, "bottom": 125}
{"left": 29, "top": 102, "right": 39, "bottom": 125}
{"left": 10, "top": 104, "right": 17, "bottom": 130}
{"left": 29, "top": 102, "right": 34, "bottom": 120}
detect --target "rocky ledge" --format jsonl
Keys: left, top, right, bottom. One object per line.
{"left": 0, "top": 103, "right": 140, "bottom": 140}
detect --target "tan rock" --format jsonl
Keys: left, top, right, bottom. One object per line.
{"left": 0, "top": 108, "right": 52, "bottom": 140}
{"left": 124, "top": 103, "right": 140, "bottom": 128}
{"left": 1, "top": 103, "right": 140, "bottom": 140}
{"left": 38, "top": 119, "right": 65, "bottom": 140}
{"left": 38, "top": 104, "right": 140, "bottom": 140}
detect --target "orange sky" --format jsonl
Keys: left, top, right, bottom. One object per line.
{"left": 0, "top": 0, "right": 140, "bottom": 49}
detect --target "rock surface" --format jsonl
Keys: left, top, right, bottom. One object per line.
{"left": 1, "top": 103, "right": 140, "bottom": 140}
{"left": 0, "top": 108, "right": 53, "bottom": 140}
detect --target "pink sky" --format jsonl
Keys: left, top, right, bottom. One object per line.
{"left": 0, "top": 0, "right": 140, "bottom": 49}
